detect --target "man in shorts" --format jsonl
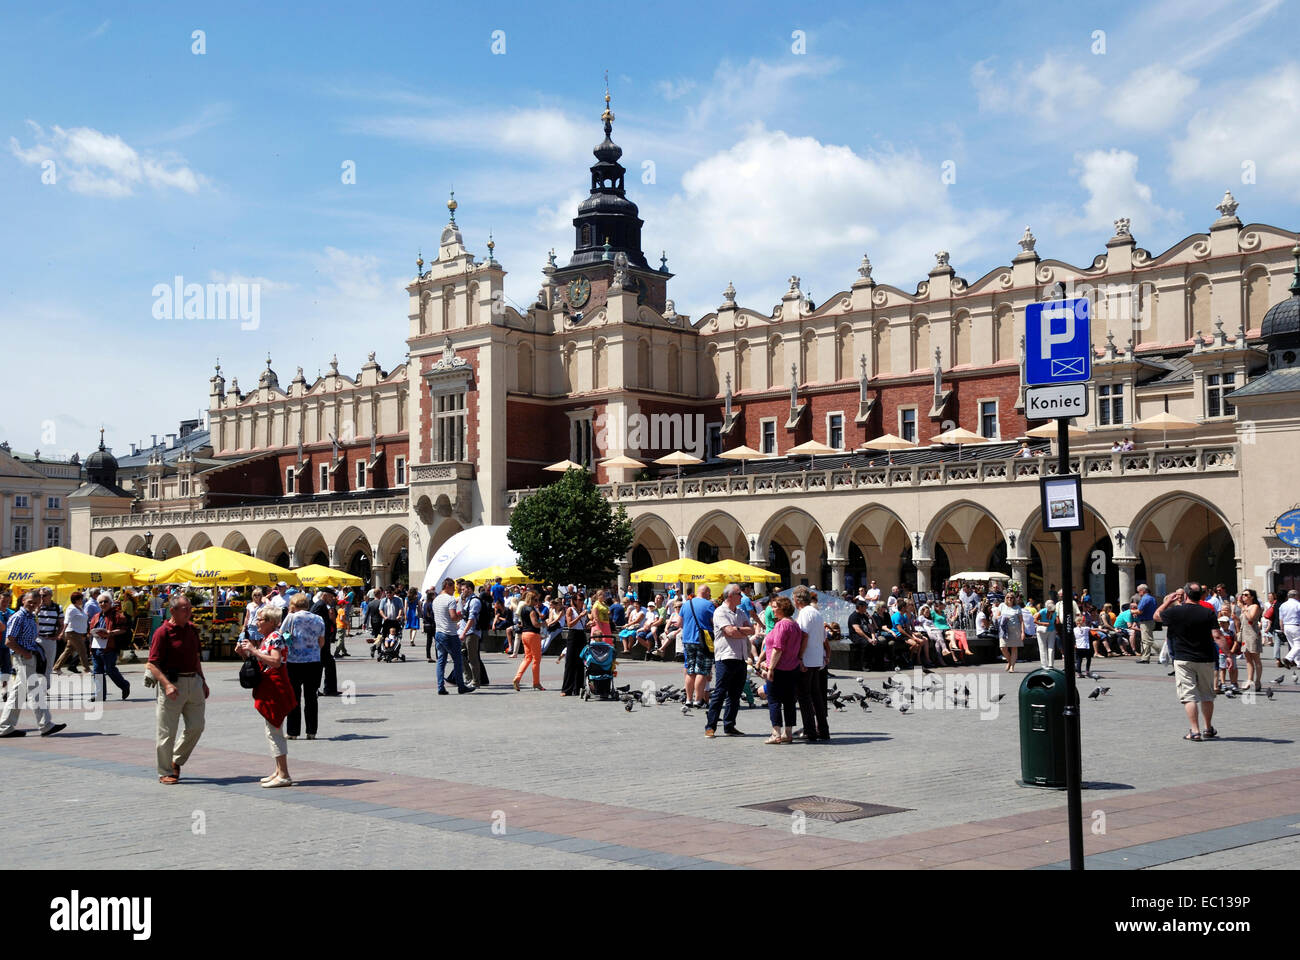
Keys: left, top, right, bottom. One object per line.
{"left": 1156, "top": 583, "right": 1224, "bottom": 742}
{"left": 679, "top": 585, "right": 715, "bottom": 709}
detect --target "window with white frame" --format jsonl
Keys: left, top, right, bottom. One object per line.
{"left": 433, "top": 391, "right": 467, "bottom": 462}
{"left": 13, "top": 495, "right": 28, "bottom": 509}
{"left": 1098, "top": 383, "right": 1123, "bottom": 426}
{"left": 394, "top": 456, "right": 407, "bottom": 486}
{"left": 148, "top": 476, "right": 159, "bottom": 499}
{"left": 13, "top": 525, "right": 29, "bottom": 553}
{"left": 899, "top": 407, "right": 917, "bottom": 443}
{"left": 760, "top": 419, "right": 777, "bottom": 455}
{"left": 285, "top": 466, "right": 296, "bottom": 495}
{"left": 827, "top": 412, "right": 845, "bottom": 450}
{"left": 1206, "top": 372, "right": 1236, "bottom": 418}
{"left": 319, "top": 463, "right": 329, "bottom": 493}
{"left": 355, "top": 460, "right": 367, "bottom": 490}
{"left": 179, "top": 474, "right": 190, "bottom": 497}
{"left": 46, "top": 526, "right": 61, "bottom": 548}
{"left": 979, "top": 400, "right": 999, "bottom": 439}
{"left": 46, "top": 496, "right": 60, "bottom": 510}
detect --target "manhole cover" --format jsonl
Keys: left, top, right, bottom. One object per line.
{"left": 335, "top": 717, "right": 388, "bottom": 724}
{"left": 742, "top": 795, "right": 910, "bottom": 823}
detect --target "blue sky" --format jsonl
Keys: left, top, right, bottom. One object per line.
{"left": 3, "top": 0, "right": 1296, "bottom": 458}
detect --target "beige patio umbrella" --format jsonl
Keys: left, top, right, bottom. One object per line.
{"left": 718, "top": 444, "right": 764, "bottom": 474}
{"left": 543, "top": 459, "right": 589, "bottom": 472}
{"left": 1025, "top": 422, "right": 1087, "bottom": 440}
{"left": 859, "top": 433, "right": 917, "bottom": 451}
{"left": 930, "top": 425, "right": 990, "bottom": 461}
{"left": 1133, "top": 410, "right": 1198, "bottom": 448}
{"left": 787, "top": 439, "right": 837, "bottom": 470}
{"left": 599, "top": 454, "right": 645, "bottom": 470}
{"left": 654, "top": 450, "right": 703, "bottom": 479}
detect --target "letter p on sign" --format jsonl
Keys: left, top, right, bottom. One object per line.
{"left": 1039, "top": 301, "right": 1084, "bottom": 360}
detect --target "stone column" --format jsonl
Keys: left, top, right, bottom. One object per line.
{"left": 616, "top": 558, "right": 631, "bottom": 595}
{"left": 829, "top": 558, "right": 848, "bottom": 594}
{"left": 371, "top": 562, "right": 387, "bottom": 590}
{"left": 913, "top": 559, "right": 933, "bottom": 595}
{"left": 1114, "top": 557, "right": 1138, "bottom": 605}
{"left": 288, "top": 549, "right": 299, "bottom": 568}
{"left": 1010, "top": 558, "right": 1029, "bottom": 596}
{"left": 328, "top": 545, "right": 338, "bottom": 567}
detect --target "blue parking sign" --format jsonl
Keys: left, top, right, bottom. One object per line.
{"left": 1025, "top": 298, "right": 1091, "bottom": 385}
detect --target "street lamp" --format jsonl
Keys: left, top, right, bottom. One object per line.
{"left": 139, "top": 531, "right": 154, "bottom": 559}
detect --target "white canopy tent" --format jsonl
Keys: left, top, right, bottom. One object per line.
{"left": 420, "top": 526, "right": 521, "bottom": 594}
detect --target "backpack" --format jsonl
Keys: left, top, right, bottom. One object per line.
{"left": 476, "top": 591, "right": 494, "bottom": 633}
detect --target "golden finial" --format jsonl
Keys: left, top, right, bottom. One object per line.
{"left": 447, "top": 189, "right": 457, "bottom": 222}
{"left": 601, "top": 70, "right": 613, "bottom": 127}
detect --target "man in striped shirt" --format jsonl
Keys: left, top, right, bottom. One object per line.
{"left": 0, "top": 591, "right": 67, "bottom": 738}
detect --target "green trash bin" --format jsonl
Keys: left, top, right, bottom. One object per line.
{"left": 1018, "top": 668, "right": 1072, "bottom": 788}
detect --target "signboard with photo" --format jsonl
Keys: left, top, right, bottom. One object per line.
{"left": 1040, "top": 474, "right": 1085, "bottom": 532}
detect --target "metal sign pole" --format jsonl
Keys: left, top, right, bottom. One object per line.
{"left": 1057, "top": 416, "right": 1085, "bottom": 870}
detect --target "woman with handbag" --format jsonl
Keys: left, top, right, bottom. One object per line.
{"left": 558, "top": 594, "right": 591, "bottom": 697}
{"left": 512, "top": 591, "right": 546, "bottom": 691}
{"left": 759, "top": 596, "right": 801, "bottom": 744}
{"left": 236, "top": 605, "right": 297, "bottom": 788}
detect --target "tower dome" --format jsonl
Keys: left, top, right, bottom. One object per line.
{"left": 85, "top": 428, "right": 119, "bottom": 487}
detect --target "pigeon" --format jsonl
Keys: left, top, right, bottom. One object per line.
{"left": 681, "top": 705, "right": 692, "bottom": 716}
{"left": 859, "top": 699, "right": 871, "bottom": 711}
{"left": 991, "top": 693, "right": 1006, "bottom": 702}
{"left": 1088, "top": 687, "right": 1101, "bottom": 700}
{"left": 624, "top": 698, "right": 634, "bottom": 712}
{"left": 1271, "top": 674, "right": 1285, "bottom": 685}
{"left": 898, "top": 702, "right": 910, "bottom": 714}
{"left": 921, "top": 666, "right": 933, "bottom": 675}
{"left": 1167, "top": 670, "right": 1176, "bottom": 677}
{"left": 615, "top": 684, "right": 630, "bottom": 694}
{"left": 1224, "top": 690, "right": 1237, "bottom": 699}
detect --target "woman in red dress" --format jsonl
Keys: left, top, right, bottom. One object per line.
{"left": 236, "top": 605, "right": 298, "bottom": 788}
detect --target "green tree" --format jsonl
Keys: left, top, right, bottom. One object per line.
{"left": 507, "top": 468, "right": 633, "bottom": 588}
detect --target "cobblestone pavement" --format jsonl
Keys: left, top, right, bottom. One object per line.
{"left": 3, "top": 643, "right": 1295, "bottom": 869}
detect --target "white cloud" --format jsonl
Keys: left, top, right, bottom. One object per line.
{"left": 1063, "top": 148, "right": 1173, "bottom": 236}
{"left": 350, "top": 107, "right": 590, "bottom": 164}
{"left": 1168, "top": 64, "right": 1300, "bottom": 197}
{"left": 685, "top": 56, "right": 841, "bottom": 132}
{"left": 1104, "top": 65, "right": 1199, "bottom": 130}
{"left": 8, "top": 121, "right": 206, "bottom": 196}
{"left": 632, "top": 125, "right": 1005, "bottom": 318}
{"left": 657, "top": 78, "right": 696, "bottom": 102}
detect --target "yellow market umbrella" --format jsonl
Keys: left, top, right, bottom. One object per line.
{"left": 859, "top": 433, "right": 917, "bottom": 452}
{"left": 103, "top": 551, "right": 165, "bottom": 574}
{"left": 139, "top": 546, "right": 300, "bottom": 587}
{"left": 704, "top": 559, "right": 782, "bottom": 583}
{"left": 462, "top": 564, "right": 530, "bottom": 585}
{"left": 629, "top": 558, "right": 714, "bottom": 584}
{"left": 544, "top": 459, "right": 589, "bottom": 472}
{"left": 718, "top": 444, "right": 764, "bottom": 475}
{"left": 292, "top": 564, "right": 364, "bottom": 589}
{"left": 0, "top": 547, "right": 137, "bottom": 589}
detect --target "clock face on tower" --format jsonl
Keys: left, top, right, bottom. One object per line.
{"left": 567, "top": 275, "right": 591, "bottom": 308}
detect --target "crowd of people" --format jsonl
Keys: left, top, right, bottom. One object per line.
{"left": 4, "top": 567, "right": 1299, "bottom": 776}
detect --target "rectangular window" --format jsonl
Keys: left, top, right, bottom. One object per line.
{"left": 434, "top": 391, "right": 468, "bottom": 463}
{"left": 46, "top": 526, "right": 61, "bottom": 548}
{"left": 285, "top": 467, "right": 296, "bottom": 495}
{"left": 1098, "top": 383, "right": 1123, "bottom": 426}
{"left": 13, "top": 495, "right": 28, "bottom": 509}
{"left": 979, "top": 400, "right": 998, "bottom": 439}
{"left": 570, "top": 417, "right": 594, "bottom": 468}
{"left": 319, "top": 463, "right": 330, "bottom": 493}
{"left": 394, "top": 456, "right": 407, "bottom": 486}
{"left": 827, "top": 413, "right": 844, "bottom": 450}
{"left": 148, "top": 476, "right": 159, "bottom": 499}
{"left": 899, "top": 408, "right": 917, "bottom": 443}
{"left": 179, "top": 475, "right": 190, "bottom": 497}
{"left": 355, "top": 461, "right": 367, "bottom": 490}
{"left": 13, "top": 526, "right": 29, "bottom": 553}
{"left": 706, "top": 423, "right": 722, "bottom": 461}
{"left": 1206, "top": 372, "right": 1236, "bottom": 418}
{"left": 46, "top": 496, "right": 61, "bottom": 510}
{"left": 760, "top": 419, "right": 777, "bottom": 455}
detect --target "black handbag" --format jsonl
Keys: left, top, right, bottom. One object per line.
{"left": 238, "top": 655, "right": 262, "bottom": 690}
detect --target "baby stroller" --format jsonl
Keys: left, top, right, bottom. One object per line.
{"left": 376, "top": 634, "right": 406, "bottom": 663}
{"left": 580, "top": 641, "right": 618, "bottom": 700}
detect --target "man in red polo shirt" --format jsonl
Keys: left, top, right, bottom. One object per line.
{"left": 148, "top": 595, "right": 209, "bottom": 785}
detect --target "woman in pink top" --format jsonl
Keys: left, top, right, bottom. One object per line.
{"left": 760, "top": 596, "right": 803, "bottom": 744}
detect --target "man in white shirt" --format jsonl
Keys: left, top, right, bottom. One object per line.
{"left": 1279, "top": 590, "right": 1300, "bottom": 665}
{"left": 704, "top": 584, "right": 756, "bottom": 738}
{"left": 269, "top": 583, "right": 289, "bottom": 609}
{"left": 793, "top": 585, "right": 830, "bottom": 742}
{"left": 431, "top": 578, "right": 472, "bottom": 694}
{"left": 865, "top": 580, "right": 881, "bottom": 603}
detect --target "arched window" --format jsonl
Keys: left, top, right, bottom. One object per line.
{"left": 994, "top": 305, "right": 1014, "bottom": 362}
{"left": 442, "top": 286, "right": 455, "bottom": 329}
{"left": 517, "top": 342, "right": 534, "bottom": 393}
{"left": 912, "top": 317, "right": 929, "bottom": 372}
{"left": 802, "top": 329, "right": 818, "bottom": 382}
{"left": 951, "top": 312, "right": 971, "bottom": 367}
{"left": 1188, "top": 275, "right": 1212, "bottom": 341}
{"left": 467, "top": 282, "right": 479, "bottom": 326}
{"left": 637, "top": 338, "right": 652, "bottom": 389}
{"left": 873, "top": 320, "right": 890, "bottom": 376}
{"left": 580, "top": 224, "right": 592, "bottom": 247}
{"left": 837, "top": 325, "right": 853, "bottom": 380}
{"left": 704, "top": 344, "right": 720, "bottom": 396}
{"left": 593, "top": 339, "right": 608, "bottom": 389}
{"left": 1246, "top": 268, "right": 1271, "bottom": 332}
{"left": 767, "top": 335, "right": 784, "bottom": 389}
{"left": 564, "top": 342, "right": 577, "bottom": 393}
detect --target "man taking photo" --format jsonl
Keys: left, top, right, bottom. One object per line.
{"left": 1156, "top": 583, "right": 1224, "bottom": 742}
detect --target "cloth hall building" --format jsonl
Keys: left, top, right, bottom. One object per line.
{"left": 76, "top": 98, "right": 1300, "bottom": 605}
